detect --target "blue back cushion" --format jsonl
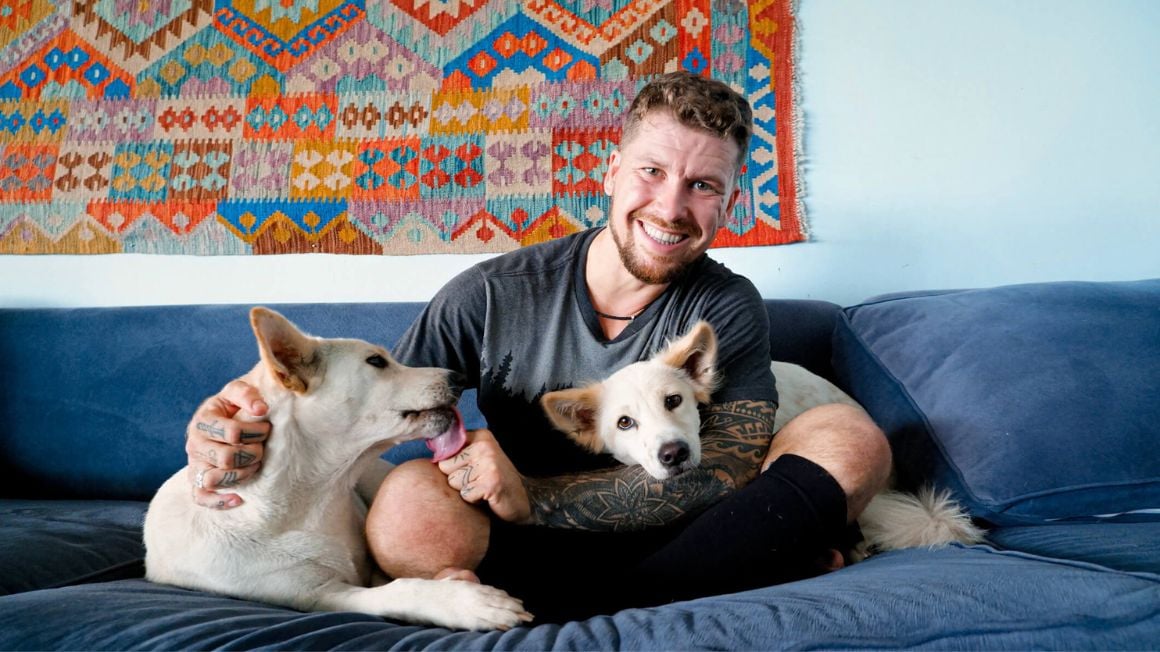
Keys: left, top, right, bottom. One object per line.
{"left": 833, "top": 280, "right": 1160, "bottom": 525}
{"left": 1, "top": 299, "right": 842, "bottom": 501}
{"left": 0, "top": 304, "right": 431, "bottom": 500}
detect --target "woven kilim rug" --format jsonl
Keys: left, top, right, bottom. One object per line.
{"left": 0, "top": 0, "right": 803, "bottom": 255}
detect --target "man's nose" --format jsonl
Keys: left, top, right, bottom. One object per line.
{"left": 649, "top": 181, "right": 688, "bottom": 222}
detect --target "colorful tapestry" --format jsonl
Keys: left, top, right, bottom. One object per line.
{"left": 0, "top": 0, "right": 803, "bottom": 255}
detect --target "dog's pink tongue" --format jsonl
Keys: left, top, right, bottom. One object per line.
{"left": 427, "top": 407, "right": 467, "bottom": 462}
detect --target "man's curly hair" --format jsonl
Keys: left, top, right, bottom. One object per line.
{"left": 622, "top": 72, "right": 753, "bottom": 171}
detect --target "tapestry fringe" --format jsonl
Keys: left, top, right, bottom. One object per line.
{"left": 787, "top": 0, "right": 809, "bottom": 239}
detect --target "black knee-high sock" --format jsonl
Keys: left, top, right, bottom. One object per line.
{"left": 475, "top": 454, "right": 853, "bottom": 622}
{"left": 621, "top": 454, "right": 852, "bottom": 608}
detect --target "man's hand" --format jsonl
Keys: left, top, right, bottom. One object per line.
{"left": 185, "top": 378, "right": 271, "bottom": 509}
{"left": 437, "top": 429, "right": 532, "bottom": 524}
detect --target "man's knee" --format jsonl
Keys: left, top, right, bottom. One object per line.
{"left": 763, "top": 403, "right": 892, "bottom": 522}
{"left": 365, "top": 459, "right": 491, "bottom": 579}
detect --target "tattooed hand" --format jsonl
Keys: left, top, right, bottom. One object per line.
{"left": 185, "top": 377, "right": 271, "bottom": 509}
{"left": 438, "top": 429, "right": 532, "bottom": 525}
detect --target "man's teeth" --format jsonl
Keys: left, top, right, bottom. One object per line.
{"left": 642, "top": 223, "right": 684, "bottom": 245}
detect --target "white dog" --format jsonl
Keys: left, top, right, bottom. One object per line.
{"left": 540, "top": 321, "right": 983, "bottom": 558}
{"left": 144, "top": 308, "right": 532, "bottom": 631}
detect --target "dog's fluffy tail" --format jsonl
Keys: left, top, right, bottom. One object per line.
{"left": 858, "top": 487, "right": 985, "bottom": 555}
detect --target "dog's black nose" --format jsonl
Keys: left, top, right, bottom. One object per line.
{"left": 658, "top": 441, "right": 690, "bottom": 468}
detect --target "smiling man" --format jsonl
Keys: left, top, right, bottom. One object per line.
{"left": 585, "top": 108, "right": 744, "bottom": 341}
{"left": 184, "top": 72, "right": 891, "bottom": 621}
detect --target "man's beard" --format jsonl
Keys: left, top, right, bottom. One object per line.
{"left": 610, "top": 214, "right": 701, "bottom": 285}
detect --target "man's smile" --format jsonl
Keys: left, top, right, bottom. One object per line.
{"left": 640, "top": 221, "right": 689, "bottom": 246}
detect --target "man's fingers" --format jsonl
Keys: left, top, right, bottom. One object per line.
{"left": 445, "top": 459, "right": 504, "bottom": 507}
{"left": 434, "top": 428, "right": 529, "bottom": 521}
{"left": 218, "top": 379, "right": 269, "bottom": 417}
{"left": 454, "top": 465, "right": 482, "bottom": 503}
{"left": 188, "top": 408, "right": 270, "bottom": 446}
{"left": 189, "top": 463, "right": 245, "bottom": 509}
{"left": 182, "top": 379, "right": 269, "bottom": 511}
{"left": 192, "top": 486, "right": 243, "bottom": 510}
{"left": 185, "top": 438, "right": 265, "bottom": 470}
{"left": 188, "top": 462, "right": 259, "bottom": 496}
{"left": 436, "top": 447, "right": 470, "bottom": 475}
{"left": 435, "top": 428, "right": 494, "bottom": 474}
{"left": 434, "top": 568, "right": 481, "bottom": 583}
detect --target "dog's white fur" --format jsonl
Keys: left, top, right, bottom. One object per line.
{"left": 541, "top": 321, "right": 719, "bottom": 481}
{"left": 144, "top": 308, "right": 531, "bottom": 631}
{"left": 541, "top": 321, "right": 983, "bottom": 559}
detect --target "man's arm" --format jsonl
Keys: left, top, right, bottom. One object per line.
{"left": 523, "top": 399, "right": 775, "bottom": 531}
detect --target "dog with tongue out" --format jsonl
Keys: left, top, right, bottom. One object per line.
{"left": 143, "top": 308, "right": 532, "bottom": 631}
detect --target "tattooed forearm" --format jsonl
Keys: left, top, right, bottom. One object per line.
{"left": 526, "top": 399, "right": 777, "bottom": 531}
{"left": 697, "top": 399, "right": 777, "bottom": 487}
{"left": 524, "top": 464, "right": 725, "bottom": 531}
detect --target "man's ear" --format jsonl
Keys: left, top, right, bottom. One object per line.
{"left": 719, "top": 185, "right": 742, "bottom": 231}
{"left": 250, "top": 307, "right": 318, "bottom": 394}
{"left": 603, "top": 149, "right": 621, "bottom": 196}
{"left": 657, "top": 321, "right": 719, "bottom": 403}
{"left": 541, "top": 385, "right": 603, "bottom": 453}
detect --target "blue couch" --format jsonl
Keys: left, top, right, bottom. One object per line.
{"left": 1, "top": 279, "right": 1158, "bottom": 649}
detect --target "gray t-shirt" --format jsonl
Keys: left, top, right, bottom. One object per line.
{"left": 394, "top": 227, "right": 775, "bottom": 477}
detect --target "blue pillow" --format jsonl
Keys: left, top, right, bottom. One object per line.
{"left": 833, "top": 280, "right": 1160, "bottom": 525}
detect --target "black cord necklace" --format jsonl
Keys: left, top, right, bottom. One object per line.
{"left": 594, "top": 306, "right": 646, "bottom": 321}
{"left": 598, "top": 308, "right": 635, "bottom": 320}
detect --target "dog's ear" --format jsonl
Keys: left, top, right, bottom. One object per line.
{"left": 250, "top": 307, "right": 318, "bottom": 394}
{"left": 657, "top": 321, "right": 719, "bottom": 403}
{"left": 541, "top": 386, "right": 604, "bottom": 453}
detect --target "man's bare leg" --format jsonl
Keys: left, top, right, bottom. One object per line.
{"left": 366, "top": 459, "right": 491, "bottom": 579}
{"left": 763, "top": 402, "right": 893, "bottom": 523}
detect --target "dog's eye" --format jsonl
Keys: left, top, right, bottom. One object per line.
{"left": 664, "top": 394, "right": 683, "bottom": 411}
{"left": 365, "top": 354, "right": 388, "bottom": 369}
{"left": 617, "top": 416, "right": 636, "bottom": 430}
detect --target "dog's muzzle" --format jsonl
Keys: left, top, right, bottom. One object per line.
{"left": 658, "top": 441, "right": 691, "bottom": 471}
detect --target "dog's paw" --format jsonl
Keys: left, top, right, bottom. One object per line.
{"left": 391, "top": 578, "right": 533, "bottom": 631}
{"left": 435, "top": 579, "right": 534, "bottom": 631}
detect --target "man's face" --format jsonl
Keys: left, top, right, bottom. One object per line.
{"left": 603, "top": 111, "right": 742, "bottom": 285}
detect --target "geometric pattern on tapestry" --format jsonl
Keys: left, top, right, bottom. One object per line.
{"left": 0, "top": 0, "right": 804, "bottom": 255}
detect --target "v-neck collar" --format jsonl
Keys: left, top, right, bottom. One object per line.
{"left": 573, "top": 228, "right": 672, "bottom": 344}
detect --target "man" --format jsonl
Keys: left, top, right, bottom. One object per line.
{"left": 185, "top": 72, "right": 891, "bottom": 621}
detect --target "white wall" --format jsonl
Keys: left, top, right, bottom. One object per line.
{"left": 2, "top": 0, "right": 1157, "bottom": 308}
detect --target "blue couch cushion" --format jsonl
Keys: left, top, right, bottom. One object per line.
{"left": 0, "top": 546, "right": 1157, "bottom": 650}
{"left": 0, "top": 303, "right": 428, "bottom": 501}
{"left": 833, "top": 279, "right": 1160, "bottom": 525}
{"left": 0, "top": 500, "right": 146, "bottom": 596}
{"left": 988, "top": 520, "right": 1160, "bottom": 575}
{"left": 0, "top": 299, "right": 840, "bottom": 501}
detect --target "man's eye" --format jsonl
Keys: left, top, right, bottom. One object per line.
{"left": 365, "top": 354, "right": 388, "bottom": 369}
{"left": 617, "top": 416, "right": 636, "bottom": 430}
{"left": 664, "top": 394, "right": 683, "bottom": 411}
